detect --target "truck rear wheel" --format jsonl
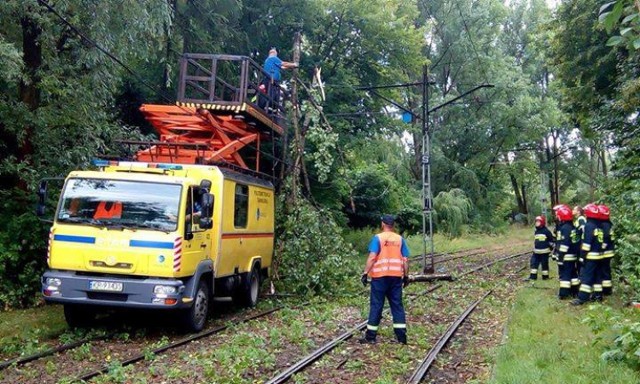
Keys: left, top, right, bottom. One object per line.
{"left": 63, "top": 304, "right": 96, "bottom": 328}
{"left": 235, "top": 265, "right": 260, "bottom": 308}
{"left": 181, "top": 280, "right": 209, "bottom": 332}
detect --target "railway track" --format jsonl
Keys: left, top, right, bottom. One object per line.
{"left": 1, "top": 246, "right": 528, "bottom": 383}
{"left": 264, "top": 249, "right": 529, "bottom": 384}
{"left": 0, "top": 304, "right": 285, "bottom": 383}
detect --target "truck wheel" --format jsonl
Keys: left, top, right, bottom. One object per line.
{"left": 63, "top": 304, "right": 96, "bottom": 328}
{"left": 182, "top": 280, "right": 209, "bottom": 332}
{"left": 235, "top": 265, "right": 260, "bottom": 308}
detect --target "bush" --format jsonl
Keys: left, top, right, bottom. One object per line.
{"left": 433, "top": 188, "right": 472, "bottom": 237}
{"left": 0, "top": 190, "right": 49, "bottom": 308}
{"left": 272, "top": 181, "right": 359, "bottom": 296}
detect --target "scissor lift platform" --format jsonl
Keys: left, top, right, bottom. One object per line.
{"left": 136, "top": 54, "right": 286, "bottom": 172}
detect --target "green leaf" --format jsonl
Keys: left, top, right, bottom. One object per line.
{"left": 621, "top": 13, "right": 639, "bottom": 24}
{"left": 599, "top": 1, "right": 617, "bottom": 16}
{"left": 620, "top": 27, "right": 633, "bottom": 36}
{"left": 606, "top": 35, "right": 624, "bottom": 46}
{"left": 633, "top": 38, "right": 640, "bottom": 50}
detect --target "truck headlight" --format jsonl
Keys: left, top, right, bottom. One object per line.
{"left": 45, "top": 278, "right": 62, "bottom": 287}
{"left": 154, "top": 285, "right": 177, "bottom": 295}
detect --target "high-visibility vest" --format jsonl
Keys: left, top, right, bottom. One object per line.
{"left": 370, "top": 232, "right": 404, "bottom": 278}
{"left": 94, "top": 201, "right": 123, "bottom": 219}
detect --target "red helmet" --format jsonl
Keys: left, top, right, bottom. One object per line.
{"left": 583, "top": 203, "right": 600, "bottom": 219}
{"left": 535, "top": 215, "right": 546, "bottom": 226}
{"left": 554, "top": 205, "right": 573, "bottom": 222}
{"left": 597, "top": 204, "right": 610, "bottom": 220}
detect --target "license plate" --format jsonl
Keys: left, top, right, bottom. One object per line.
{"left": 89, "top": 281, "right": 123, "bottom": 292}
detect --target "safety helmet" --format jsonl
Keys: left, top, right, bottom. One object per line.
{"left": 597, "top": 204, "right": 610, "bottom": 220}
{"left": 535, "top": 215, "right": 546, "bottom": 227}
{"left": 583, "top": 203, "right": 600, "bottom": 219}
{"left": 554, "top": 205, "right": 573, "bottom": 222}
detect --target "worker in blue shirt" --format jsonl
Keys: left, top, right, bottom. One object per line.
{"left": 261, "top": 48, "right": 298, "bottom": 112}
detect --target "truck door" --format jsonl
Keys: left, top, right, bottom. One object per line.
{"left": 181, "top": 186, "right": 210, "bottom": 273}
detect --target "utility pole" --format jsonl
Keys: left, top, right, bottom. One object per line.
{"left": 421, "top": 65, "right": 435, "bottom": 274}
{"left": 355, "top": 74, "right": 493, "bottom": 275}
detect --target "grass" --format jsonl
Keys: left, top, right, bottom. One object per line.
{"left": 345, "top": 224, "right": 531, "bottom": 256}
{"left": 0, "top": 304, "right": 67, "bottom": 355}
{"left": 404, "top": 225, "right": 531, "bottom": 255}
{"left": 490, "top": 267, "right": 640, "bottom": 384}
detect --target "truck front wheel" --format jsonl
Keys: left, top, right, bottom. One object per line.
{"left": 181, "top": 280, "right": 209, "bottom": 332}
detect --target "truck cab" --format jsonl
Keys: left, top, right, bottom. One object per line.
{"left": 41, "top": 161, "right": 274, "bottom": 331}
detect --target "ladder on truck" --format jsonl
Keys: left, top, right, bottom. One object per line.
{"left": 133, "top": 54, "right": 286, "bottom": 173}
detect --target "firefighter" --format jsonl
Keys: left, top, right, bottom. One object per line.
{"left": 573, "top": 205, "right": 587, "bottom": 276}
{"left": 529, "top": 215, "right": 554, "bottom": 281}
{"left": 360, "top": 214, "right": 410, "bottom": 344}
{"left": 554, "top": 205, "right": 580, "bottom": 299}
{"left": 597, "top": 204, "right": 615, "bottom": 296}
{"left": 572, "top": 204, "right": 603, "bottom": 305}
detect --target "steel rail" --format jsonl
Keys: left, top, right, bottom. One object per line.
{"left": 76, "top": 306, "right": 282, "bottom": 382}
{"left": 265, "top": 284, "right": 443, "bottom": 384}
{"left": 265, "top": 250, "right": 529, "bottom": 383}
{"left": 406, "top": 290, "right": 493, "bottom": 384}
{"left": 0, "top": 333, "right": 111, "bottom": 371}
{"left": 457, "top": 251, "right": 530, "bottom": 278}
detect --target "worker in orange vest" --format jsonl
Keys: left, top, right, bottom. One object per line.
{"left": 360, "top": 214, "right": 410, "bottom": 344}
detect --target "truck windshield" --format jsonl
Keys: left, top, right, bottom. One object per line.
{"left": 56, "top": 178, "right": 181, "bottom": 232}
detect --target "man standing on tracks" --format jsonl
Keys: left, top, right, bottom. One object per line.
{"left": 529, "top": 216, "right": 554, "bottom": 281}
{"left": 360, "top": 214, "right": 410, "bottom": 345}
{"left": 261, "top": 48, "right": 298, "bottom": 111}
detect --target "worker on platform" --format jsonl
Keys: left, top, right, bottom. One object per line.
{"left": 573, "top": 205, "right": 587, "bottom": 275}
{"left": 261, "top": 48, "right": 298, "bottom": 112}
{"left": 597, "top": 204, "right": 615, "bottom": 296}
{"left": 360, "top": 214, "right": 410, "bottom": 345}
{"left": 572, "top": 204, "right": 604, "bottom": 305}
{"left": 554, "top": 205, "right": 580, "bottom": 299}
{"left": 529, "top": 215, "right": 554, "bottom": 281}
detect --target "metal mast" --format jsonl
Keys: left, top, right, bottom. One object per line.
{"left": 422, "top": 65, "right": 435, "bottom": 274}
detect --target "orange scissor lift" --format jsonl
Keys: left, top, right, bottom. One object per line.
{"left": 135, "top": 54, "right": 286, "bottom": 173}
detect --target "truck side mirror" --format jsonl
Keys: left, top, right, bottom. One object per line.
{"left": 36, "top": 180, "right": 48, "bottom": 217}
{"left": 198, "top": 193, "right": 214, "bottom": 229}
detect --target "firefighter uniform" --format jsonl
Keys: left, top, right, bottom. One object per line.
{"left": 530, "top": 217, "right": 554, "bottom": 280}
{"left": 598, "top": 205, "right": 615, "bottom": 296}
{"left": 556, "top": 221, "right": 580, "bottom": 299}
{"left": 574, "top": 207, "right": 603, "bottom": 304}
{"left": 363, "top": 226, "right": 410, "bottom": 344}
{"left": 573, "top": 214, "right": 586, "bottom": 275}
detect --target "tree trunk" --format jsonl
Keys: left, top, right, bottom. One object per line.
{"left": 17, "top": 13, "right": 42, "bottom": 189}
{"left": 521, "top": 183, "right": 528, "bottom": 214}
{"left": 287, "top": 32, "right": 303, "bottom": 202}
{"left": 509, "top": 172, "right": 526, "bottom": 214}
{"left": 543, "top": 138, "right": 556, "bottom": 207}
{"left": 162, "top": 0, "right": 177, "bottom": 94}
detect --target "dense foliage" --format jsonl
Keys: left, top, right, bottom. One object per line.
{"left": 0, "top": 0, "right": 637, "bottom": 309}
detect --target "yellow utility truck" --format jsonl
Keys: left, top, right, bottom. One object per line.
{"left": 40, "top": 161, "right": 274, "bottom": 331}
{"left": 39, "top": 53, "right": 287, "bottom": 331}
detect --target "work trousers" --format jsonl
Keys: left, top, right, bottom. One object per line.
{"left": 601, "top": 258, "right": 613, "bottom": 296}
{"left": 559, "top": 260, "right": 579, "bottom": 299}
{"left": 529, "top": 253, "right": 550, "bottom": 280}
{"left": 365, "top": 276, "right": 406, "bottom": 343}
{"left": 578, "top": 259, "right": 602, "bottom": 302}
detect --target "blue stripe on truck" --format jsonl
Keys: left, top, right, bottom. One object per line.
{"left": 53, "top": 234, "right": 96, "bottom": 244}
{"left": 129, "top": 240, "right": 174, "bottom": 249}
